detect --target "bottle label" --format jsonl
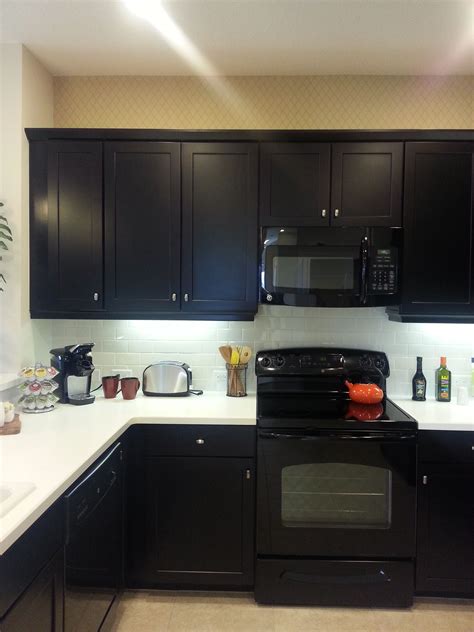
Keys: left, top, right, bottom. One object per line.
{"left": 415, "top": 380, "right": 425, "bottom": 397}
{"left": 439, "top": 378, "right": 450, "bottom": 399}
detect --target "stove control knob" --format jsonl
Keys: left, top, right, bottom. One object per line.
{"left": 374, "top": 356, "right": 386, "bottom": 371}
{"left": 274, "top": 355, "right": 285, "bottom": 368}
{"left": 260, "top": 355, "right": 272, "bottom": 368}
{"left": 360, "top": 354, "right": 372, "bottom": 369}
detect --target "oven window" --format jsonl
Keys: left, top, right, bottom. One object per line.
{"left": 281, "top": 462, "right": 391, "bottom": 529}
{"left": 272, "top": 256, "right": 354, "bottom": 290}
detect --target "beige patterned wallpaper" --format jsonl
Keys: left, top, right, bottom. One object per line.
{"left": 54, "top": 75, "right": 473, "bottom": 129}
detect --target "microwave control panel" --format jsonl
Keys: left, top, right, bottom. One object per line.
{"left": 368, "top": 248, "right": 398, "bottom": 294}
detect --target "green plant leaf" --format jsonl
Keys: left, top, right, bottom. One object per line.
{"left": 0, "top": 223, "right": 11, "bottom": 234}
{"left": 0, "top": 216, "right": 7, "bottom": 223}
{"left": 0, "top": 231, "right": 12, "bottom": 241}
{"left": 0, "top": 274, "right": 5, "bottom": 283}
{"left": 0, "top": 202, "right": 4, "bottom": 207}
{"left": 0, "top": 242, "right": 7, "bottom": 250}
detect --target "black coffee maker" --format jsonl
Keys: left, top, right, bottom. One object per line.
{"left": 50, "top": 343, "right": 96, "bottom": 405}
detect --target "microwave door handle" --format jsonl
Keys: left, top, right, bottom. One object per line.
{"left": 360, "top": 235, "right": 369, "bottom": 305}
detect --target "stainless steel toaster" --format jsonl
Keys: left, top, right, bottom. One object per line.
{"left": 142, "top": 361, "right": 202, "bottom": 396}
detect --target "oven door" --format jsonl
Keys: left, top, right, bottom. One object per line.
{"left": 257, "top": 429, "right": 416, "bottom": 558}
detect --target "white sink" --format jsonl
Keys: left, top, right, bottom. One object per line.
{"left": 0, "top": 482, "right": 36, "bottom": 518}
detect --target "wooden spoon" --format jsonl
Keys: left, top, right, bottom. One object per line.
{"left": 218, "top": 345, "right": 232, "bottom": 364}
{"left": 239, "top": 346, "right": 252, "bottom": 364}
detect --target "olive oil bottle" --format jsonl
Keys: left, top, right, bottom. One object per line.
{"left": 435, "top": 356, "right": 451, "bottom": 402}
{"left": 412, "top": 356, "right": 426, "bottom": 401}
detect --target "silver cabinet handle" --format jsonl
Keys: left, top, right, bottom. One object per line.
{"left": 196, "top": 438, "right": 205, "bottom": 445}
{"left": 171, "top": 292, "right": 177, "bottom": 302}
{"left": 321, "top": 209, "right": 327, "bottom": 218}
{"left": 245, "top": 469, "right": 251, "bottom": 480}
{"left": 334, "top": 208, "right": 340, "bottom": 218}
{"left": 184, "top": 293, "right": 189, "bottom": 302}
{"left": 93, "top": 292, "right": 99, "bottom": 302}
{"left": 422, "top": 475, "right": 428, "bottom": 485}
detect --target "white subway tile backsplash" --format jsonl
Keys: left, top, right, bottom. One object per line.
{"left": 48, "top": 306, "right": 474, "bottom": 399}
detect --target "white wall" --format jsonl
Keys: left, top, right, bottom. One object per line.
{"left": 0, "top": 44, "right": 23, "bottom": 372}
{"left": 50, "top": 307, "right": 474, "bottom": 398}
{"left": 20, "top": 46, "right": 54, "bottom": 366}
{"left": 0, "top": 44, "right": 53, "bottom": 374}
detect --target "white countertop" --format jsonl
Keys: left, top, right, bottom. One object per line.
{"left": 392, "top": 398, "right": 474, "bottom": 432}
{"left": 0, "top": 392, "right": 256, "bottom": 555}
{"left": 1, "top": 391, "right": 473, "bottom": 556}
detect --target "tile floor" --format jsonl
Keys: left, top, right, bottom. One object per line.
{"left": 111, "top": 591, "right": 474, "bottom": 632}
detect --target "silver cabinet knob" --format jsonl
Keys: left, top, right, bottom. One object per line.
{"left": 184, "top": 293, "right": 189, "bottom": 302}
{"left": 321, "top": 209, "right": 327, "bottom": 218}
{"left": 245, "top": 469, "right": 251, "bottom": 480}
{"left": 196, "top": 438, "right": 205, "bottom": 445}
{"left": 171, "top": 292, "right": 177, "bottom": 302}
{"left": 422, "top": 475, "right": 428, "bottom": 485}
{"left": 334, "top": 209, "right": 340, "bottom": 218}
{"left": 93, "top": 292, "right": 99, "bottom": 302}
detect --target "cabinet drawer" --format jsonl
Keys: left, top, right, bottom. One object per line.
{"left": 419, "top": 430, "right": 474, "bottom": 463}
{"left": 140, "top": 425, "right": 256, "bottom": 457}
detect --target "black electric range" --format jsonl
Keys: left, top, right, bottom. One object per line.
{"left": 254, "top": 348, "right": 417, "bottom": 609}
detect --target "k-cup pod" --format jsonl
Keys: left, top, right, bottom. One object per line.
{"left": 20, "top": 367, "right": 35, "bottom": 381}
{"left": 35, "top": 365, "right": 48, "bottom": 380}
{"left": 36, "top": 395, "right": 48, "bottom": 409}
{"left": 24, "top": 395, "right": 36, "bottom": 410}
{"left": 47, "top": 366, "right": 59, "bottom": 378}
{"left": 28, "top": 381, "right": 42, "bottom": 395}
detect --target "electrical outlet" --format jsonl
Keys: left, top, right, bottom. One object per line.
{"left": 214, "top": 369, "right": 227, "bottom": 392}
{"left": 112, "top": 368, "right": 132, "bottom": 378}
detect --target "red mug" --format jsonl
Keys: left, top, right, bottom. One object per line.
{"left": 102, "top": 375, "right": 120, "bottom": 399}
{"left": 121, "top": 377, "right": 140, "bottom": 400}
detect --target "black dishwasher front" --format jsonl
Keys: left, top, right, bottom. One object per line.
{"left": 64, "top": 442, "right": 123, "bottom": 632}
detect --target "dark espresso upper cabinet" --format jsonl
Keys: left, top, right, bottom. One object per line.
{"left": 181, "top": 143, "right": 258, "bottom": 314}
{"left": 260, "top": 142, "right": 402, "bottom": 227}
{"left": 260, "top": 143, "right": 331, "bottom": 226}
{"left": 331, "top": 143, "right": 403, "bottom": 227}
{"left": 46, "top": 141, "right": 103, "bottom": 312}
{"left": 399, "top": 142, "right": 474, "bottom": 319}
{"left": 104, "top": 142, "right": 181, "bottom": 312}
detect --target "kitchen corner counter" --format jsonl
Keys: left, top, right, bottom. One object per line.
{"left": 0, "top": 392, "right": 256, "bottom": 555}
{"left": 392, "top": 398, "right": 474, "bottom": 432}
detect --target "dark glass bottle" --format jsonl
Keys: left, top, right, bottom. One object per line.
{"left": 412, "top": 356, "right": 426, "bottom": 401}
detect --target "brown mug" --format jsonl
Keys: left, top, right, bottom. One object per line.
{"left": 102, "top": 375, "right": 121, "bottom": 399}
{"left": 121, "top": 377, "right": 140, "bottom": 400}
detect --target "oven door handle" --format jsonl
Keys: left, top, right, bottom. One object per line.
{"left": 281, "top": 569, "right": 391, "bottom": 585}
{"left": 258, "top": 431, "right": 416, "bottom": 441}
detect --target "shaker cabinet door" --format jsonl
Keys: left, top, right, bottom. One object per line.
{"left": 104, "top": 142, "right": 181, "bottom": 312}
{"left": 260, "top": 143, "right": 331, "bottom": 226}
{"left": 331, "top": 142, "right": 403, "bottom": 227}
{"left": 47, "top": 141, "right": 103, "bottom": 311}
{"left": 144, "top": 457, "right": 254, "bottom": 586}
{"left": 416, "top": 464, "right": 474, "bottom": 595}
{"left": 402, "top": 142, "right": 474, "bottom": 315}
{"left": 181, "top": 143, "right": 258, "bottom": 315}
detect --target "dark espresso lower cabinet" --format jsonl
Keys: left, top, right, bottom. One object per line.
{"left": 416, "top": 431, "right": 474, "bottom": 596}
{"left": 126, "top": 425, "right": 255, "bottom": 589}
{"left": 1, "top": 551, "right": 64, "bottom": 632}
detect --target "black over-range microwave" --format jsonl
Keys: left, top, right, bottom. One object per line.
{"left": 260, "top": 227, "right": 401, "bottom": 307}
